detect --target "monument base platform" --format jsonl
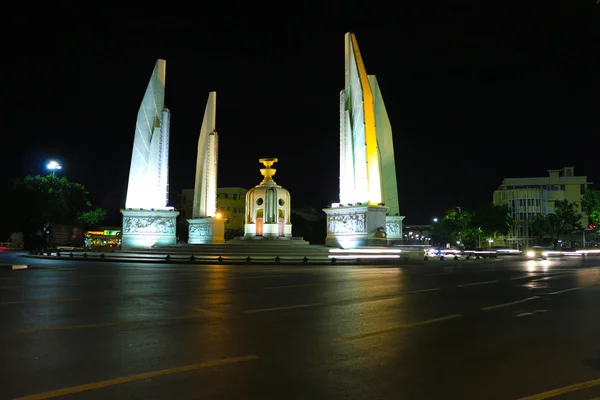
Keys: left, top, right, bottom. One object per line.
{"left": 121, "top": 209, "right": 179, "bottom": 250}
{"left": 187, "top": 217, "right": 225, "bottom": 244}
{"left": 322, "top": 205, "right": 391, "bottom": 249}
{"left": 228, "top": 236, "right": 310, "bottom": 245}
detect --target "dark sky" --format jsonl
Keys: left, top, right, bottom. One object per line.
{"left": 4, "top": 2, "right": 600, "bottom": 226}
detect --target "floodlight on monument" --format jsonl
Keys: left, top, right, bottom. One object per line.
{"left": 47, "top": 161, "right": 62, "bottom": 176}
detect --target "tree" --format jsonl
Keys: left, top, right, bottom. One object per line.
{"left": 1, "top": 175, "right": 106, "bottom": 249}
{"left": 439, "top": 207, "right": 477, "bottom": 248}
{"left": 529, "top": 214, "right": 551, "bottom": 245}
{"left": 547, "top": 200, "right": 582, "bottom": 248}
{"left": 581, "top": 188, "right": 600, "bottom": 227}
{"left": 473, "top": 203, "right": 513, "bottom": 245}
{"left": 77, "top": 204, "right": 107, "bottom": 227}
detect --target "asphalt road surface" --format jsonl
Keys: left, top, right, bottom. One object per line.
{"left": 1, "top": 252, "right": 600, "bottom": 400}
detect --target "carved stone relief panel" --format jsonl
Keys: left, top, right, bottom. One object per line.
{"left": 189, "top": 223, "right": 213, "bottom": 237}
{"left": 123, "top": 217, "right": 175, "bottom": 234}
{"left": 327, "top": 213, "right": 367, "bottom": 234}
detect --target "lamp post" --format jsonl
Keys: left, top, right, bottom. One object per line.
{"left": 47, "top": 161, "right": 62, "bottom": 176}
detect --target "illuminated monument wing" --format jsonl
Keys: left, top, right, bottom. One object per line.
{"left": 121, "top": 59, "right": 179, "bottom": 249}
{"left": 324, "top": 33, "right": 405, "bottom": 248}
{"left": 187, "top": 92, "right": 225, "bottom": 244}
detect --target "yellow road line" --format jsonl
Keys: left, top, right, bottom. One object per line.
{"left": 12, "top": 355, "right": 260, "bottom": 400}
{"left": 20, "top": 315, "right": 203, "bottom": 334}
{"left": 332, "top": 314, "right": 462, "bottom": 343}
{"left": 481, "top": 296, "right": 540, "bottom": 311}
{"left": 517, "top": 378, "right": 600, "bottom": 400}
{"left": 244, "top": 287, "right": 440, "bottom": 313}
{"left": 0, "top": 298, "right": 82, "bottom": 306}
{"left": 456, "top": 280, "right": 498, "bottom": 288}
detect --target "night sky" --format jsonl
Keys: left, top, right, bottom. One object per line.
{"left": 5, "top": 2, "right": 600, "bottom": 226}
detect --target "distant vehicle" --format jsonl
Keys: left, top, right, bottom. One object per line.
{"left": 424, "top": 247, "right": 461, "bottom": 260}
{"left": 526, "top": 246, "right": 548, "bottom": 260}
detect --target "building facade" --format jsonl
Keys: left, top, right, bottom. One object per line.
{"left": 177, "top": 187, "right": 247, "bottom": 241}
{"left": 493, "top": 167, "right": 592, "bottom": 248}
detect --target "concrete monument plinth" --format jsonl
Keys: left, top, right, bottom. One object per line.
{"left": 121, "top": 209, "right": 179, "bottom": 249}
{"left": 187, "top": 217, "right": 225, "bottom": 244}
{"left": 323, "top": 205, "right": 389, "bottom": 249}
{"left": 385, "top": 215, "right": 405, "bottom": 244}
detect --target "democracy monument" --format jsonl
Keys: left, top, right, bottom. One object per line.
{"left": 120, "top": 32, "right": 404, "bottom": 253}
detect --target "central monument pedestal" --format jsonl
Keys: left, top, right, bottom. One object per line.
{"left": 187, "top": 217, "right": 225, "bottom": 244}
{"left": 121, "top": 209, "right": 179, "bottom": 249}
{"left": 322, "top": 205, "right": 389, "bottom": 249}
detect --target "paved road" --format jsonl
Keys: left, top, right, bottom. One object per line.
{"left": 1, "top": 252, "right": 600, "bottom": 400}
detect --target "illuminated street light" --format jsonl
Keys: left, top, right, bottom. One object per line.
{"left": 433, "top": 218, "right": 438, "bottom": 223}
{"left": 47, "top": 161, "right": 62, "bottom": 176}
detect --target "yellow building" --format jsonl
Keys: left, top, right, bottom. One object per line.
{"left": 493, "top": 167, "right": 592, "bottom": 248}
{"left": 178, "top": 187, "right": 247, "bottom": 240}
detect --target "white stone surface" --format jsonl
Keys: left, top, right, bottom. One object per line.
{"left": 125, "top": 59, "right": 171, "bottom": 209}
{"left": 385, "top": 215, "right": 405, "bottom": 240}
{"left": 192, "top": 92, "right": 218, "bottom": 218}
{"left": 323, "top": 205, "right": 388, "bottom": 248}
{"left": 328, "top": 33, "right": 405, "bottom": 248}
{"left": 121, "top": 209, "right": 179, "bottom": 249}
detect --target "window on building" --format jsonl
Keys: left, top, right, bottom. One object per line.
{"left": 224, "top": 194, "right": 228, "bottom": 199}
{"left": 560, "top": 185, "right": 565, "bottom": 191}
{"left": 581, "top": 184, "right": 586, "bottom": 195}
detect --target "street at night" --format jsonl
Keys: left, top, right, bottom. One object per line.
{"left": 1, "top": 254, "right": 600, "bottom": 399}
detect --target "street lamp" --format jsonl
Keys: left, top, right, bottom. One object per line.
{"left": 47, "top": 161, "right": 62, "bottom": 176}
{"left": 433, "top": 218, "right": 438, "bottom": 223}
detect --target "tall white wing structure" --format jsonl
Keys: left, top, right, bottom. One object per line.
{"left": 339, "top": 33, "right": 399, "bottom": 213}
{"left": 324, "top": 33, "right": 404, "bottom": 248}
{"left": 369, "top": 75, "right": 399, "bottom": 216}
{"left": 192, "top": 92, "right": 218, "bottom": 218}
{"left": 121, "top": 59, "right": 178, "bottom": 250}
{"left": 125, "top": 59, "right": 170, "bottom": 209}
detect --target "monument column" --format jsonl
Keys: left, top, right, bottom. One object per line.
{"left": 323, "top": 33, "right": 405, "bottom": 248}
{"left": 121, "top": 59, "right": 179, "bottom": 249}
{"left": 187, "top": 92, "right": 225, "bottom": 244}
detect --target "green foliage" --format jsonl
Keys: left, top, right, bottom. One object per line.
{"left": 438, "top": 207, "right": 477, "bottom": 247}
{"left": 581, "top": 188, "right": 600, "bottom": 227}
{"left": 531, "top": 200, "right": 582, "bottom": 246}
{"left": 433, "top": 204, "right": 513, "bottom": 248}
{"left": 473, "top": 203, "right": 513, "bottom": 239}
{"left": 529, "top": 214, "right": 550, "bottom": 241}
{"left": 1, "top": 175, "right": 106, "bottom": 248}
{"left": 78, "top": 208, "right": 107, "bottom": 226}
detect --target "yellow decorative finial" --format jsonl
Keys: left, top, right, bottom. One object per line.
{"left": 259, "top": 158, "right": 278, "bottom": 184}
